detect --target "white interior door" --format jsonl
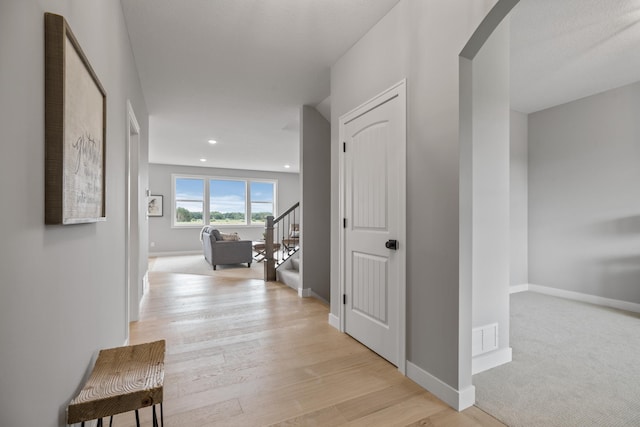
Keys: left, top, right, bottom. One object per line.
{"left": 341, "top": 82, "right": 406, "bottom": 367}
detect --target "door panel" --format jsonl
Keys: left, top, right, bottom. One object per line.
{"left": 352, "top": 123, "right": 388, "bottom": 230}
{"left": 352, "top": 251, "right": 388, "bottom": 325}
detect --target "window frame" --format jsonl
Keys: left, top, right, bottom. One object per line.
{"left": 172, "top": 175, "right": 206, "bottom": 228}
{"left": 248, "top": 180, "right": 278, "bottom": 226}
{"left": 171, "top": 174, "right": 277, "bottom": 228}
{"left": 208, "top": 177, "right": 248, "bottom": 226}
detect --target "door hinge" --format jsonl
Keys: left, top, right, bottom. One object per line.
{"left": 343, "top": 294, "right": 346, "bottom": 305}
{"left": 343, "top": 218, "right": 347, "bottom": 228}
{"left": 343, "top": 142, "right": 346, "bottom": 152}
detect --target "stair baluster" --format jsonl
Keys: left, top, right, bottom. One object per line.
{"left": 264, "top": 202, "right": 300, "bottom": 281}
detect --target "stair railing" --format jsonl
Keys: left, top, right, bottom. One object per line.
{"left": 264, "top": 202, "right": 300, "bottom": 281}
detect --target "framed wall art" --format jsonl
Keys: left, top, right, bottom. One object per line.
{"left": 148, "top": 195, "right": 163, "bottom": 217}
{"left": 45, "top": 13, "right": 107, "bottom": 224}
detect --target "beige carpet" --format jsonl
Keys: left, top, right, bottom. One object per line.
{"left": 149, "top": 254, "right": 264, "bottom": 280}
{"left": 473, "top": 292, "right": 640, "bottom": 427}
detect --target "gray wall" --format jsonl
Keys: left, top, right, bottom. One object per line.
{"left": 0, "top": 1, "right": 149, "bottom": 426}
{"left": 149, "top": 163, "right": 300, "bottom": 254}
{"left": 469, "top": 20, "right": 511, "bottom": 354}
{"left": 529, "top": 81, "right": 640, "bottom": 303}
{"left": 300, "top": 106, "right": 331, "bottom": 301}
{"left": 331, "top": 0, "right": 496, "bottom": 392}
{"left": 510, "top": 110, "right": 528, "bottom": 286}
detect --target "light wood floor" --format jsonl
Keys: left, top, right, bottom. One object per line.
{"left": 115, "top": 264, "right": 505, "bottom": 426}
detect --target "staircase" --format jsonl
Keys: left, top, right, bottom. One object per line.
{"left": 263, "top": 202, "right": 300, "bottom": 282}
{"left": 276, "top": 254, "right": 300, "bottom": 291}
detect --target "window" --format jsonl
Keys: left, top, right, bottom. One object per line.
{"left": 250, "top": 181, "right": 275, "bottom": 225}
{"left": 172, "top": 175, "right": 276, "bottom": 227}
{"left": 174, "top": 177, "right": 204, "bottom": 226}
{"left": 210, "top": 179, "right": 246, "bottom": 225}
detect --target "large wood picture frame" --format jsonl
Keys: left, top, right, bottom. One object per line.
{"left": 45, "top": 13, "right": 107, "bottom": 224}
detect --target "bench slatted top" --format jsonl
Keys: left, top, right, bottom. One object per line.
{"left": 67, "top": 340, "right": 165, "bottom": 423}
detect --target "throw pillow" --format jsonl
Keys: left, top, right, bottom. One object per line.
{"left": 220, "top": 232, "right": 240, "bottom": 241}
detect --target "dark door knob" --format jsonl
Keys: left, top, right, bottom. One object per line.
{"left": 385, "top": 239, "right": 398, "bottom": 250}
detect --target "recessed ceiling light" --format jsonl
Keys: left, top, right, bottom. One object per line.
{"left": 284, "top": 164, "right": 291, "bottom": 169}
{"left": 208, "top": 139, "right": 217, "bottom": 144}
{"left": 200, "top": 158, "right": 207, "bottom": 162}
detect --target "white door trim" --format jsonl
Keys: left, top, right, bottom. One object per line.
{"left": 338, "top": 79, "right": 407, "bottom": 374}
{"left": 125, "top": 100, "right": 141, "bottom": 336}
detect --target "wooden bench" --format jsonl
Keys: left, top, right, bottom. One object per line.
{"left": 67, "top": 340, "right": 165, "bottom": 427}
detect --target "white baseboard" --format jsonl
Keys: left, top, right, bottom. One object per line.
{"left": 406, "top": 362, "right": 475, "bottom": 411}
{"left": 526, "top": 284, "right": 640, "bottom": 314}
{"left": 142, "top": 270, "right": 149, "bottom": 295}
{"left": 296, "top": 288, "right": 328, "bottom": 305}
{"left": 298, "top": 288, "right": 312, "bottom": 297}
{"left": 472, "top": 347, "right": 512, "bottom": 375}
{"left": 308, "top": 290, "right": 329, "bottom": 305}
{"left": 509, "top": 283, "right": 529, "bottom": 294}
{"left": 328, "top": 313, "right": 340, "bottom": 330}
{"left": 149, "top": 250, "right": 201, "bottom": 257}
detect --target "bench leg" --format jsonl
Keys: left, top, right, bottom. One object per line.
{"left": 161, "top": 402, "right": 164, "bottom": 427}
{"left": 152, "top": 404, "right": 158, "bottom": 427}
{"left": 109, "top": 415, "right": 113, "bottom": 427}
{"left": 135, "top": 409, "right": 140, "bottom": 427}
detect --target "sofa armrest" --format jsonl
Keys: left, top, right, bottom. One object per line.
{"left": 210, "top": 239, "right": 253, "bottom": 265}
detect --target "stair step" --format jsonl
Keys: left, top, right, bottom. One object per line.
{"left": 277, "top": 268, "right": 300, "bottom": 291}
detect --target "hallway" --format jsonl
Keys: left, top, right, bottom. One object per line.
{"left": 115, "top": 268, "right": 503, "bottom": 426}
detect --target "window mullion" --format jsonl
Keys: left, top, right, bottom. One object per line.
{"left": 246, "top": 180, "right": 251, "bottom": 225}
{"left": 204, "top": 179, "right": 210, "bottom": 225}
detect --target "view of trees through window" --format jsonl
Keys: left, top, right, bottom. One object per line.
{"left": 174, "top": 176, "right": 275, "bottom": 226}
{"left": 175, "top": 178, "right": 204, "bottom": 225}
{"left": 250, "top": 181, "right": 275, "bottom": 225}
{"left": 210, "top": 179, "right": 246, "bottom": 224}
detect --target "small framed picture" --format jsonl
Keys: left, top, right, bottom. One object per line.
{"left": 148, "top": 195, "right": 163, "bottom": 217}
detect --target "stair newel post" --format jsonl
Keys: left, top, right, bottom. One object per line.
{"left": 265, "top": 215, "right": 276, "bottom": 281}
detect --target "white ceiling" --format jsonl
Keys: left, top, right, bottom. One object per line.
{"left": 121, "top": 0, "right": 640, "bottom": 172}
{"left": 511, "top": 0, "right": 640, "bottom": 113}
{"left": 120, "top": 0, "right": 401, "bottom": 173}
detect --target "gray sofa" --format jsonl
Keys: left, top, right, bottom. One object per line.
{"left": 201, "top": 227, "right": 253, "bottom": 270}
